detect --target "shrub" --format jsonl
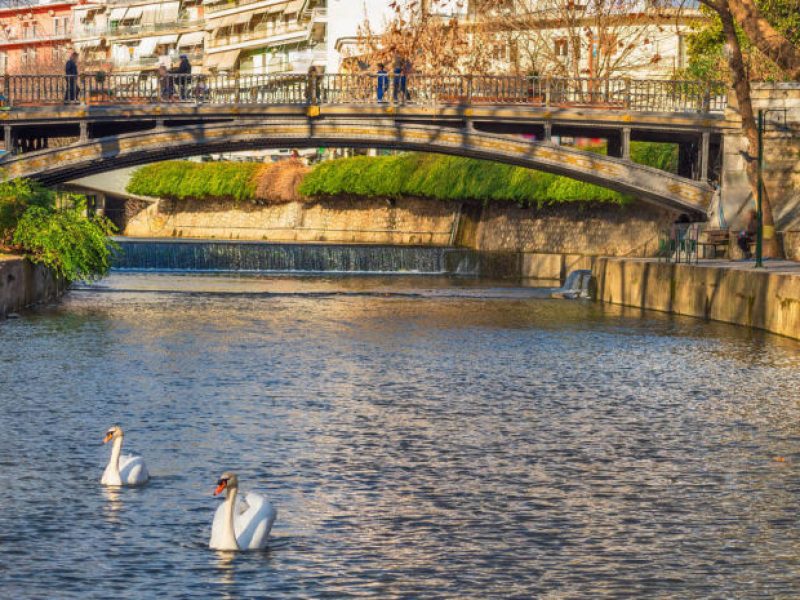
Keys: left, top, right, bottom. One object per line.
{"left": 12, "top": 198, "right": 118, "bottom": 281}
{"left": 299, "top": 153, "right": 630, "bottom": 206}
{"left": 127, "top": 161, "right": 261, "bottom": 202}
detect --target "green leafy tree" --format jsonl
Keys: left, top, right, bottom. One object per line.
{"left": 12, "top": 197, "right": 119, "bottom": 282}
{"left": 0, "top": 178, "right": 55, "bottom": 245}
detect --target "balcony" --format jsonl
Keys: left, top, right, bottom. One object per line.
{"left": 205, "top": 0, "right": 301, "bottom": 16}
{"left": 73, "top": 20, "right": 203, "bottom": 41}
{"left": 0, "top": 30, "right": 72, "bottom": 47}
{"left": 207, "top": 20, "right": 311, "bottom": 50}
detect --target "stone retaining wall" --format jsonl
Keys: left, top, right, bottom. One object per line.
{"left": 123, "top": 197, "right": 675, "bottom": 279}
{"left": 0, "top": 256, "right": 63, "bottom": 318}
{"left": 124, "top": 197, "right": 458, "bottom": 246}
{"left": 593, "top": 257, "right": 800, "bottom": 341}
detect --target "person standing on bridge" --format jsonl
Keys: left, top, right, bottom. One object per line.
{"left": 64, "top": 51, "right": 79, "bottom": 103}
{"left": 173, "top": 54, "right": 192, "bottom": 101}
{"left": 376, "top": 63, "right": 389, "bottom": 103}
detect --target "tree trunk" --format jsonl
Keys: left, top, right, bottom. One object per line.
{"left": 722, "top": 0, "right": 800, "bottom": 79}
{"left": 718, "top": 3, "right": 780, "bottom": 257}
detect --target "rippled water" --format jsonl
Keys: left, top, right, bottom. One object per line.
{"left": 2, "top": 273, "right": 800, "bottom": 599}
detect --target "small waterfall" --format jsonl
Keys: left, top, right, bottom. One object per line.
{"left": 112, "top": 239, "right": 481, "bottom": 275}
{"left": 551, "top": 269, "right": 594, "bottom": 299}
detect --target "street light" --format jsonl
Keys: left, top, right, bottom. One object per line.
{"left": 755, "top": 108, "right": 787, "bottom": 268}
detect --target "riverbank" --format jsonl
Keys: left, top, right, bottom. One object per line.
{"left": 0, "top": 255, "right": 63, "bottom": 318}
{"left": 593, "top": 258, "right": 800, "bottom": 341}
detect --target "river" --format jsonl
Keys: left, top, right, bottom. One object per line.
{"left": 1, "top": 272, "right": 800, "bottom": 598}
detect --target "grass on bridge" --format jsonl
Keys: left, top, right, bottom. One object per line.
{"left": 127, "top": 143, "right": 678, "bottom": 207}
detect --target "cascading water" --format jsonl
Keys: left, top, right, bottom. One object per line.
{"left": 551, "top": 269, "right": 594, "bottom": 299}
{"left": 112, "top": 239, "right": 480, "bottom": 275}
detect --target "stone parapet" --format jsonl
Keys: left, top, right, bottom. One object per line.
{"left": 593, "top": 257, "right": 800, "bottom": 340}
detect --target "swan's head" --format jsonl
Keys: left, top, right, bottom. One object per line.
{"left": 214, "top": 472, "right": 238, "bottom": 496}
{"left": 103, "top": 425, "right": 123, "bottom": 444}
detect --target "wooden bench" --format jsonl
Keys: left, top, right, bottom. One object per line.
{"left": 698, "top": 229, "right": 730, "bottom": 258}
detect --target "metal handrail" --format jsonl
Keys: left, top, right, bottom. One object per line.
{"left": 0, "top": 73, "right": 728, "bottom": 114}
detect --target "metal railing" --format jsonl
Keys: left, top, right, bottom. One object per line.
{"left": 0, "top": 73, "right": 728, "bottom": 113}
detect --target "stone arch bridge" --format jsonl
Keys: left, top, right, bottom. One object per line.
{"left": 0, "top": 73, "right": 734, "bottom": 217}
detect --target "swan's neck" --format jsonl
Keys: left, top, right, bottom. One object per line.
{"left": 220, "top": 488, "right": 240, "bottom": 551}
{"left": 104, "top": 436, "right": 123, "bottom": 483}
{"left": 111, "top": 436, "right": 123, "bottom": 472}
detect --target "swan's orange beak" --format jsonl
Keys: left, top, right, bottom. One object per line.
{"left": 214, "top": 480, "right": 227, "bottom": 496}
{"left": 103, "top": 432, "right": 114, "bottom": 444}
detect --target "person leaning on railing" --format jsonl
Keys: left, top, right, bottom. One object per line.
{"left": 65, "top": 51, "right": 79, "bottom": 103}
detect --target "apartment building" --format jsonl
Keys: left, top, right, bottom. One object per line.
{"left": 0, "top": 0, "right": 75, "bottom": 75}
{"left": 71, "top": 0, "right": 205, "bottom": 74}
{"left": 466, "top": 0, "right": 699, "bottom": 79}
{"left": 202, "top": 0, "right": 326, "bottom": 74}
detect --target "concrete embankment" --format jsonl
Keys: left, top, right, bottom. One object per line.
{"left": 0, "top": 255, "right": 63, "bottom": 318}
{"left": 593, "top": 258, "right": 800, "bottom": 341}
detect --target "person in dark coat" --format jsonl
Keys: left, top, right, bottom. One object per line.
{"left": 174, "top": 54, "right": 191, "bottom": 100}
{"left": 737, "top": 209, "right": 759, "bottom": 259}
{"left": 376, "top": 63, "right": 389, "bottom": 102}
{"left": 65, "top": 51, "right": 79, "bottom": 102}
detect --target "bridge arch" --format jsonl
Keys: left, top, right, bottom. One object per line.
{"left": 0, "top": 119, "right": 711, "bottom": 215}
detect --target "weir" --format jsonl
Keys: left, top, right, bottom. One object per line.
{"left": 112, "top": 238, "right": 481, "bottom": 275}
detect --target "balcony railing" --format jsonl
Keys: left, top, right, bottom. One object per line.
{"left": 207, "top": 21, "right": 310, "bottom": 49}
{"left": 0, "top": 30, "right": 72, "bottom": 46}
{"left": 1, "top": 73, "right": 728, "bottom": 115}
{"left": 73, "top": 20, "right": 203, "bottom": 40}
{"left": 204, "top": 0, "right": 305, "bottom": 15}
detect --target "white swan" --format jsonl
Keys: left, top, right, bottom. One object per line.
{"left": 101, "top": 425, "right": 150, "bottom": 486}
{"left": 210, "top": 472, "right": 277, "bottom": 551}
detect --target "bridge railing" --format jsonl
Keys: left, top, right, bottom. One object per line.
{"left": 1, "top": 73, "right": 727, "bottom": 113}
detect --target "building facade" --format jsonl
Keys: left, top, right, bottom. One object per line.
{"left": 0, "top": 0, "right": 75, "bottom": 75}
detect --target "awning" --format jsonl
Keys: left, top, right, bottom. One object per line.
{"left": 157, "top": 34, "right": 179, "bottom": 45}
{"left": 123, "top": 6, "right": 144, "bottom": 20}
{"left": 107, "top": 7, "right": 127, "bottom": 20}
{"left": 216, "top": 12, "right": 253, "bottom": 28}
{"left": 161, "top": 2, "right": 180, "bottom": 21}
{"left": 284, "top": 0, "right": 305, "bottom": 14}
{"left": 75, "top": 38, "right": 103, "bottom": 49}
{"left": 140, "top": 4, "right": 161, "bottom": 24}
{"left": 177, "top": 30, "right": 204, "bottom": 47}
{"left": 205, "top": 49, "right": 240, "bottom": 70}
{"left": 136, "top": 36, "right": 159, "bottom": 57}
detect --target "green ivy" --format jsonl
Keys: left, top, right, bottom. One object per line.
{"left": 12, "top": 198, "right": 119, "bottom": 282}
{"left": 299, "top": 153, "right": 630, "bottom": 206}
{"left": 127, "top": 161, "right": 261, "bottom": 202}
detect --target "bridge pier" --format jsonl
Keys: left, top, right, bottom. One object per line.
{"left": 622, "top": 127, "right": 631, "bottom": 161}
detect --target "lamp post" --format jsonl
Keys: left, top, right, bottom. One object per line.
{"left": 756, "top": 110, "right": 764, "bottom": 268}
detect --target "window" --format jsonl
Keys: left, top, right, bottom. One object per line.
{"left": 554, "top": 38, "right": 568, "bottom": 57}
{"left": 492, "top": 44, "right": 508, "bottom": 62}
{"left": 677, "top": 33, "right": 686, "bottom": 69}
{"left": 22, "top": 46, "right": 37, "bottom": 65}
{"left": 0, "top": 52, "right": 7, "bottom": 75}
{"left": 53, "top": 17, "right": 69, "bottom": 36}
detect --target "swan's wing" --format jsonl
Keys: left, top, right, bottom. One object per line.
{"left": 209, "top": 502, "right": 228, "bottom": 549}
{"left": 234, "top": 492, "right": 277, "bottom": 551}
{"left": 119, "top": 454, "right": 149, "bottom": 486}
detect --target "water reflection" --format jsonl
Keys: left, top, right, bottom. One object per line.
{"left": 102, "top": 486, "right": 124, "bottom": 525}
{"left": 1, "top": 273, "right": 799, "bottom": 598}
